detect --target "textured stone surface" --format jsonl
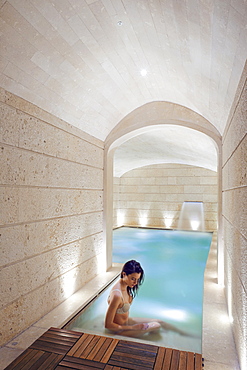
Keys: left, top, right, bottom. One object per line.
{"left": 222, "top": 65, "right": 247, "bottom": 369}
{"left": 0, "top": 90, "right": 104, "bottom": 346}
{"left": 113, "top": 163, "right": 218, "bottom": 230}
{"left": 0, "top": 1, "right": 246, "bottom": 141}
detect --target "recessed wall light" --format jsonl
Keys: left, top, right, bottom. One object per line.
{"left": 117, "top": 20, "right": 123, "bottom": 26}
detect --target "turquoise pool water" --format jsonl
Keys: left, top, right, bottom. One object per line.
{"left": 66, "top": 227, "right": 212, "bottom": 353}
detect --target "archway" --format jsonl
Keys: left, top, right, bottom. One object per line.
{"left": 104, "top": 102, "right": 223, "bottom": 284}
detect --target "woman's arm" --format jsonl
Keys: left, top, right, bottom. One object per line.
{"left": 105, "top": 294, "right": 125, "bottom": 330}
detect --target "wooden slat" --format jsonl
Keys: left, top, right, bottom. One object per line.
{"left": 92, "top": 337, "right": 118, "bottom": 362}
{"left": 108, "top": 341, "right": 156, "bottom": 370}
{"left": 5, "top": 349, "right": 43, "bottom": 370}
{"left": 83, "top": 335, "right": 101, "bottom": 359}
{"left": 5, "top": 348, "right": 64, "bottom": 370}
{"left": 119, "top": 340, "right": 158, "bottom": 353}
{"left": 100, "top": 338, "right": 119, "bottom": 363}
{"left": 178, "top": 351, "right": 187, "bottom": 370}
{"left": 116, "top": 341, "right": 157, "bottom": 357}
{"left": 49, "top": 327, "right": 82, "bottom": 338}
{"left": 58, "top": 355, "right": 105, "bottom": 369}
{"left": 110, "top": 351, "right": 154, "bottom": 366}
{"left": 5, "top": 327, "right": 203, "bottom": 370}
{"left": 162, "top": 347, "right": 173, "bottom": 369}
{"left": 154, "top": 347, "right": 166, "bottom": 370}
{"left": 170, "top": 349, "right": 180, "bottom": 370}
{"left": 19, "top": 351, "right": 45, "bottom": 370}
{"left": 67, "top": 333, "right": 90, "bottom": 357}
{"left": 31, "top": 339, "right": 72, "bottom": 355}
{"left": 107, "top": 359, "right": 150, "bottom": 370}
{"left": 195, "top": 353, "right": 202, "bottom": 370}
{"left": 73, "top": 334, "right": 95, "bottom": 357}
{"left": 35, "top": 333, "right": 78, "bottom": 346}
{"left": 30, "top": 327, "right": 82, "bottom": 355}
{"left": 5, "top": 349, "right": 31, "bottom": 370}
{"left": 86, "top": 336, "right": 108, "bottom": 360}
{"left": 186, "top": 352, "right": 195, "bottom": 370}
{"left": 29, "top": 352, "right": 63, "bottom": 370}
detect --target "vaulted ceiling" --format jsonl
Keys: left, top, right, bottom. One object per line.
{"left": 1, "top": 0, "right": 246, "bottom": 173}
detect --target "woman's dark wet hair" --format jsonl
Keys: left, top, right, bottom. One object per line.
{"left": 121, "top": 260, "right": 144, "bottom": 298}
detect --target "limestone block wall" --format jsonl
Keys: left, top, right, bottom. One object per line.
{"left": 222, "top": 63, "right": 247, "bottom": 369}
{"left": 113, "top": 163, "right": 218, "bottom": 231}
{"left": 0, "top": 88, "right": 104, "bottom": 346}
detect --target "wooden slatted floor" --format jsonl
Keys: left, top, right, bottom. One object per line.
{"left": 5, "top": 327, "right": 203, "bottom": 370}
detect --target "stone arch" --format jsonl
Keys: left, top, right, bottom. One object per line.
{"left": 104, "top": 101, "right": 223, "bottom": 284}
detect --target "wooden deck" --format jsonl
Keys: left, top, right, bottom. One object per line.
{"left": 5, "top": 327, "right": 203, "bottom": 370}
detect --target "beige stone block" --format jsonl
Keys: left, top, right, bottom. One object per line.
{"left": 68, "top": 212, "right": 103, "bottom": 239}
{"left": 70, "top": 165, "right": 103, "bottom": 189}
{"left": 204, "top": 202, "right": 218, "bottom": 212}
{"left": 205, "top": 220, "right": 217, "bottom": 231}
{"left": 168, "top": 193, "right": 193, "bottom": 202}
{"left": 17, "top": 187, "right": 66, "bottom": 222}
{"left": 231, "top": 302, "right": 247, "bottom": 369}
{"left": 10, "top": 251, "right": 72, "bottom": 305}
{"left": 159, "top": 185, "right": 184, "bottom": 193}
{"left": 0, "top": 262, "right": 26, "bottom": 309}
{"left": 184, "top": 185, "right": 201, "bottom": 194}
{"left": 144, "top": 209, "right": 163, "bottom": 219}
{"left": 203, "top": 194, "right": 218, "bottom": 202}
{"left": 76, "top": 138, "right": 103, "bottom": 169}
{"left": 200, "top": 176, "right": 217, "bottom": 185}
{"left": 227, "top": 136, "right": 247, "bottom": 188}
{"left": 138, "top": 185, "right": 160, "bottom": 193}
{"left": 120, "top": 185, "right": 138, "bottom": 193}
{"left": 154, "top": 177, "right": 168, "bottom": 185}
{"left": 227, "top": 188, "right": 246, "bottom": 237}
{"left": 0, "top": 253, "right": 102, "bottom": 345}
{"left": 0, "top": 296, "right": 27, "bottom": 345}
{"left": 0, "top": 187, "right": 19, "bottom": 225}
{"left": 68, "top": 190, "right": 103, "bottom": 214}
{"left": 177, "top": 176, "right": 201, "bottom": 185}
{"left": 18, "top": 112, "right": 48, "bottom": 153}
{"left": 0, "top": 225, "right": 25, "bottom": 267}
{"left": 0, "top": 144, "right": 106, "bottom": 190}
{"left": 204, "top": 211, "right": 217, "bottom": 221}
{"left": 230, "top": 267, "right": 247, "bottom": 337}
{"left": 0, "top": 102, "right": 19, "bottom": 146}
{"left": 18, "top": 150, "right": 51, "bottom": 187}
{"left": 224, "top": 223, "right": 247, "bottom": 288}
{"left": 223, "top": 81, "right": 247, "bottom": 165}
{"left": 222, "top": 164, "right": 229, "bottom": 190}
{"left": 0, "top": 145, "right": 20, "bottom": 185}
{"left": 23, "top": 216, "right": 103, "bottom": 262}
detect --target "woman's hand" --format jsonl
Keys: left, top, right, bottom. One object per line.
{"left": 132, "top": 323, "right": 149, "bottom": 331}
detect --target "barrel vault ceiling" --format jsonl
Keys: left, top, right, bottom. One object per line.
{"left": 1, "top": 0, "right": 246, "bottom": 174}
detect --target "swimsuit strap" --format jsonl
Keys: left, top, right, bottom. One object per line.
{"left": 111, "top": 289, "right": 123, "bottom": 295}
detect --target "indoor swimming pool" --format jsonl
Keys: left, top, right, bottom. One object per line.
{"left": 65, "top": 227, "right": 212, "bottom": 353}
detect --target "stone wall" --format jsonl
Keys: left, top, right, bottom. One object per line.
{"left": 0, "top": 88, "right": 104, "bottom": 346}
{"left": 222, "top": 63, "right": 247, "bottom": 369}
{"left": 113, "top": 163, "right": 218, "bottom": 231}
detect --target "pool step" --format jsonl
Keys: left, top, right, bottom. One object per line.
{"left": 4, "top": 327, "right": 203, "bottom": 369}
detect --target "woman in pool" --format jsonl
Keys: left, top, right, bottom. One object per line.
{"left": 105, "top": 259, "right": 186, "bottom": 337}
